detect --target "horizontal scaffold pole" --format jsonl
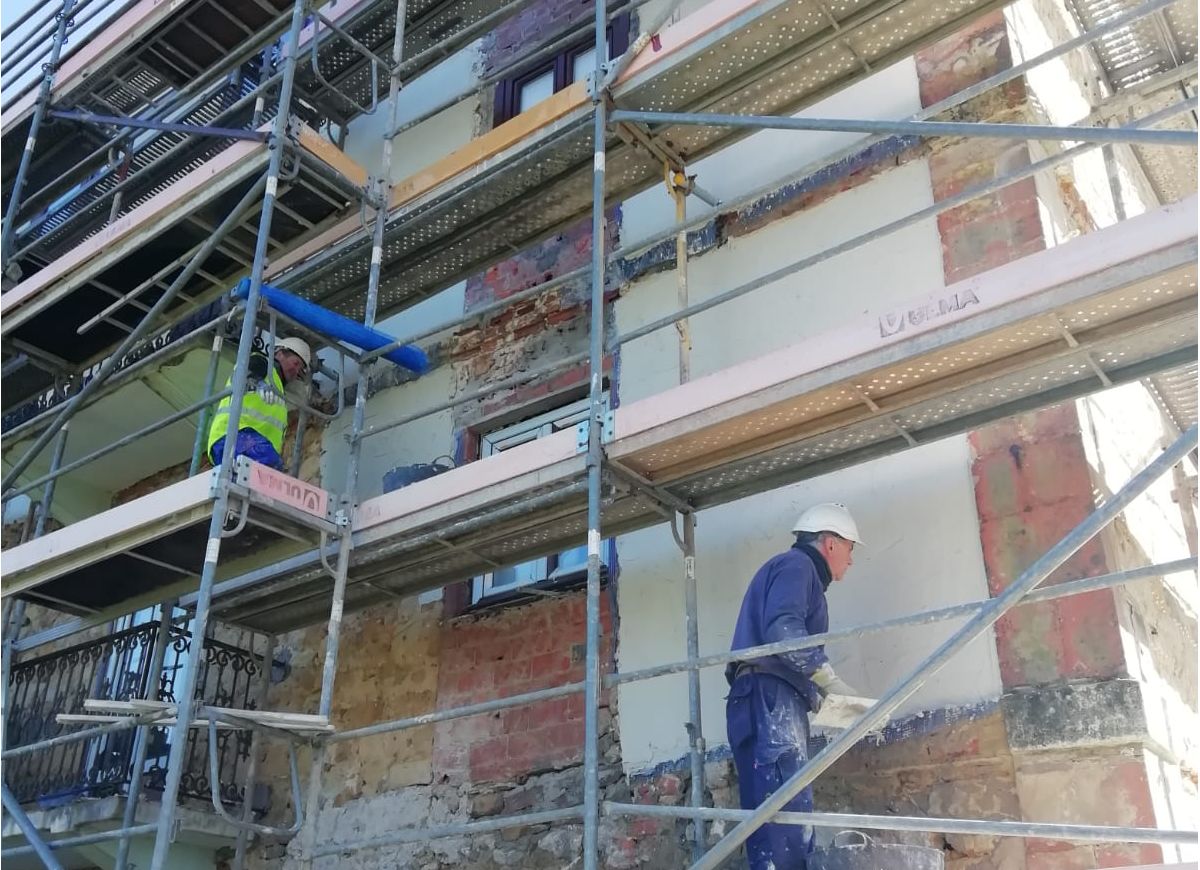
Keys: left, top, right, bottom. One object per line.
{"left": 0, "top": 824, "right": 158, "bottom": 859}
{"left": 607, "top": 109, "right": 1198, "bottom": 147}
{"left": 608, "top": 558, "right": 1197, "bottom": 686}
{"left": 613, "top": 98, "right": 1196, "bottom": 349}
{"left": 47, "top": 109, "right": 269, "bottom": 141}
{"left": 604, "top": 803, "right": 1199, "bottom": 846}
{"left": 312, "top": 807, "right": 584, "bottom": 858}
{"left": 693, "top": 424, "right": 1198, "bottom": 870}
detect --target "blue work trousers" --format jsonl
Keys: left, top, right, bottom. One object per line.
{"left": 210, "top": 429, "right": 283, "bottom": 471}
{"left": 726, "top": 673, "right": 815, "bottom": 870}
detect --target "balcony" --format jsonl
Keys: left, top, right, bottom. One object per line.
{"left": 4, "top": 613, "right": 261, "bottom": 811}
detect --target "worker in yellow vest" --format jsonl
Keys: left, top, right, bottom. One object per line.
{"left": 207, "top": 336, "right": 311, "bottom": 471}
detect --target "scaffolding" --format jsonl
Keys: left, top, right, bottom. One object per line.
{"left": 0, "top": 0, "right": 1197, "bottom": 865}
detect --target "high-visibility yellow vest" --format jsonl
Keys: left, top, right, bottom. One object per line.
{"left": 207, "top": 365, "right": 288, "bottom": 458}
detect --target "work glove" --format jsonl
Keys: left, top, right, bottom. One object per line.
{"left": 811, "top": 662, "right": 860, "bottom": 698}
{"left": 250, "top": 379, "right": 281, "bottom": 405}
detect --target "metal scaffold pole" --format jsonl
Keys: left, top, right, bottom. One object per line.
{"left": 0, "top": 173, "right": 269, "bottom": 496}
{"left": 297, "top": 0, "right": 407, "bottom": 863}
{"left": 583, "top": 0, "right": 609, "bottom": 863}
{"left": 32, "top": 422, "right": 70, "bottom": 538}
{"left": 234, "top": 633, "right": 277, "bottom": 870}
{"left": 692, "top": 424, "right": 1199, "bottom": 870}
{"left": 147, "top": 0, "right": 310, "bottom": 863}
{"left": 0, "top": 0, "right": 77, "bottom": 273}
{"left": 1, "top": 783, "right": 64, "bottom": 870}
{"left": 113, "top": 601, "right": 178, "bottom": 870}
{"left": 191, "top": 333, "right": 226, "bottom": 476}
{"left": 670, "top": 167, "right": 706, "bottom": 861}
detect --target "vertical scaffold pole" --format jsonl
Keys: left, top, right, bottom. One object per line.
{"left": 33, "top": 421, "right": 69, "bottom": 538}
{"left": 0, "top": 599, "right": 29, "bottom": 748}
{"left": 233, "top": 633, "right": 276, "bottom": 870}
{"left": 1, "top": 0, "right": 77, "bottom": 272}
{"left": 147, "top": 0, "right": 309, "bottom": 865}
{"left": 583, "top": 1, "right": 608, "bottom": 865}
{"left": 297, "top": 1, "right": 407, "bottom": 864}
{"left": 672, "top": 174, "right": 706, "bottom": 860}
{"left": 113, "top": 601, "right": 177, "bottom": 870}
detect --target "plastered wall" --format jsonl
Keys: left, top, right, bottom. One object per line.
{"left": 613, "top": 138, "right": 1003, "bottom": 770}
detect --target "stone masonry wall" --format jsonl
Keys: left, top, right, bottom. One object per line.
{"left": 928, "top": 12, "right": 1164, "bottom": 868}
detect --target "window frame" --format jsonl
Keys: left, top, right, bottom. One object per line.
{"left": 471, "top": 395, "right": 613, "bottom": 605}
{"left": 492, "top": 14, "right": 631, "bottom": 127}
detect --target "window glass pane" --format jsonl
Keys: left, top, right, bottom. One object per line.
{"left": 490, "top": 559, "right": 546, "bottom": 591}
{"left": 572, "top": 47, "right": 597, "bottom": 84}
{"left": 550, "top": 544, "right": 588, "bottom": 578}
{"left": 518, "top": 69, "right": 555, "bottom": 113}
{"left": 474, "top": 394, "right": 610, "bottom": 603}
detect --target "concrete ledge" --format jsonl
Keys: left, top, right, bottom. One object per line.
{"left": 1001, "top": 678, "right": 1147, "bottom": 751}
{"left": 0, "top": 794, "right": 244, "bottom": 846}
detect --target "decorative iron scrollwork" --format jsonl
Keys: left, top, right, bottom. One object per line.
{"left": 5, "top": 617, "right": 261, "bottom": 809}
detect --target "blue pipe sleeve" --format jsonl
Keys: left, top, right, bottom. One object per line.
{"left": 233, "top": 278, "right": 429, "bottom": 374}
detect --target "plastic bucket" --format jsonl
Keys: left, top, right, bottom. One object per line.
{"left": 382, "top": 458, "right": 454, "bottom": 493}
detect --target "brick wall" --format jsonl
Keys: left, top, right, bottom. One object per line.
{"left": 433, "top": 592, "right": 614, "bottom": 784}
{"left": 481, "top": 0, "right": 595, "bottom": 79}
{"left": 970, "top": 407, "right": 1124, "bottom": 687}
{"left": 920, "top": 11, "right": 1164, "bottom": 869}
{"left": 917, "top": 11, "right": 1045, "bottom": 285}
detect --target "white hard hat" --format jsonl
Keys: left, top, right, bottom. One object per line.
{"left": 275, "top": 336, "right": 312, "bottom": 368}
{"left": 792, "top": 502, "right": 863, "bottom": 544}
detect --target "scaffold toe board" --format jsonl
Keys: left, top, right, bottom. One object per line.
{"left": 266, "top": 0, "right": 1013, "bottom": 321}
{"left": 0, "top": 464, "right": 336, "bottom": 614}
{"left": 204, "top": 196, "right": 1196, "bottom": 633}
{"left": 0, "top": 124, "right": 367, "bottom": 378}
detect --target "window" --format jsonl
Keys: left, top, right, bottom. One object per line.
{"left": 472, "top": 396, "right": 612, "bottom": 604}
{"left": 493, "top": 15, "right": 631, "bottom": 126}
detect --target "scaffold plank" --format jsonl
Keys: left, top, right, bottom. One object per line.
{"left": 209, "top": 197, "right": 1196, "bottom": 631}
{"left": 269, "top": 0, "right": 1017, "bottom": 321}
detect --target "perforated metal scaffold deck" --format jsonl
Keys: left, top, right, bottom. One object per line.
{"left": 5, "top": 196, "right": 1192, "bottom": 631}
{"left": 267, "top": 0, "right": 1014, "bottom": 319}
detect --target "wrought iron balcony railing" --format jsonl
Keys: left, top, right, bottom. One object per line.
{"left": 4, "top": 615, "right": 262, "bottom": 809}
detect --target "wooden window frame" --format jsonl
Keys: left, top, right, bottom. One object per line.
{"left": 492, "top": 14, "right": 631, "bottom": 126}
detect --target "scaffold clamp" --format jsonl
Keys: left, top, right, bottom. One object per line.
{"left": 576, "top": 411, "right": 615, "bottom": 453}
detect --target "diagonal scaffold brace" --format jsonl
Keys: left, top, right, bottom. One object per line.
{"left": 690, "top": 422, "right": 1199, "bottom": 870}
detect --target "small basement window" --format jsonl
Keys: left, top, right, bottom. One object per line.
{"left": 472, "top": 395, "right": 612, "bottom": 604}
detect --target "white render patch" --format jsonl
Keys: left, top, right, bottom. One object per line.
{"left": 615, "top": 434, "right": 1001, "bottom": 773}
{"left": 615, "top": 159, "right": 945, "bottom": 399}
{"left": 343, "top": 42, "right": 481, "bottom": 183}
{"left": 619, "top": 55, "right": 922, "bottom": 247}
{"left": 321, "top": 363, "right": 458, "bottom": 500}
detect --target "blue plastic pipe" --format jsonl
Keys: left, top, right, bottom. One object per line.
{"left": 232, "top": 278, "right": 429, "bottom": 373}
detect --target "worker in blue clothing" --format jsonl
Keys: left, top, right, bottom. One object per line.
{"left": 725, "top": 502, "right": 864, "bottom": 869}
{"left": 207, "top": 336, "right": 311, "bottom": 471}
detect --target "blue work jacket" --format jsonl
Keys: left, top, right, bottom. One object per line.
{"left": 727, "top": 543, "right": 831, "bottom": 712}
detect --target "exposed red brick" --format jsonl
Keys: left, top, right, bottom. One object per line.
{"left": 432, "top": 592, "right": 613, "bottom": 783}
